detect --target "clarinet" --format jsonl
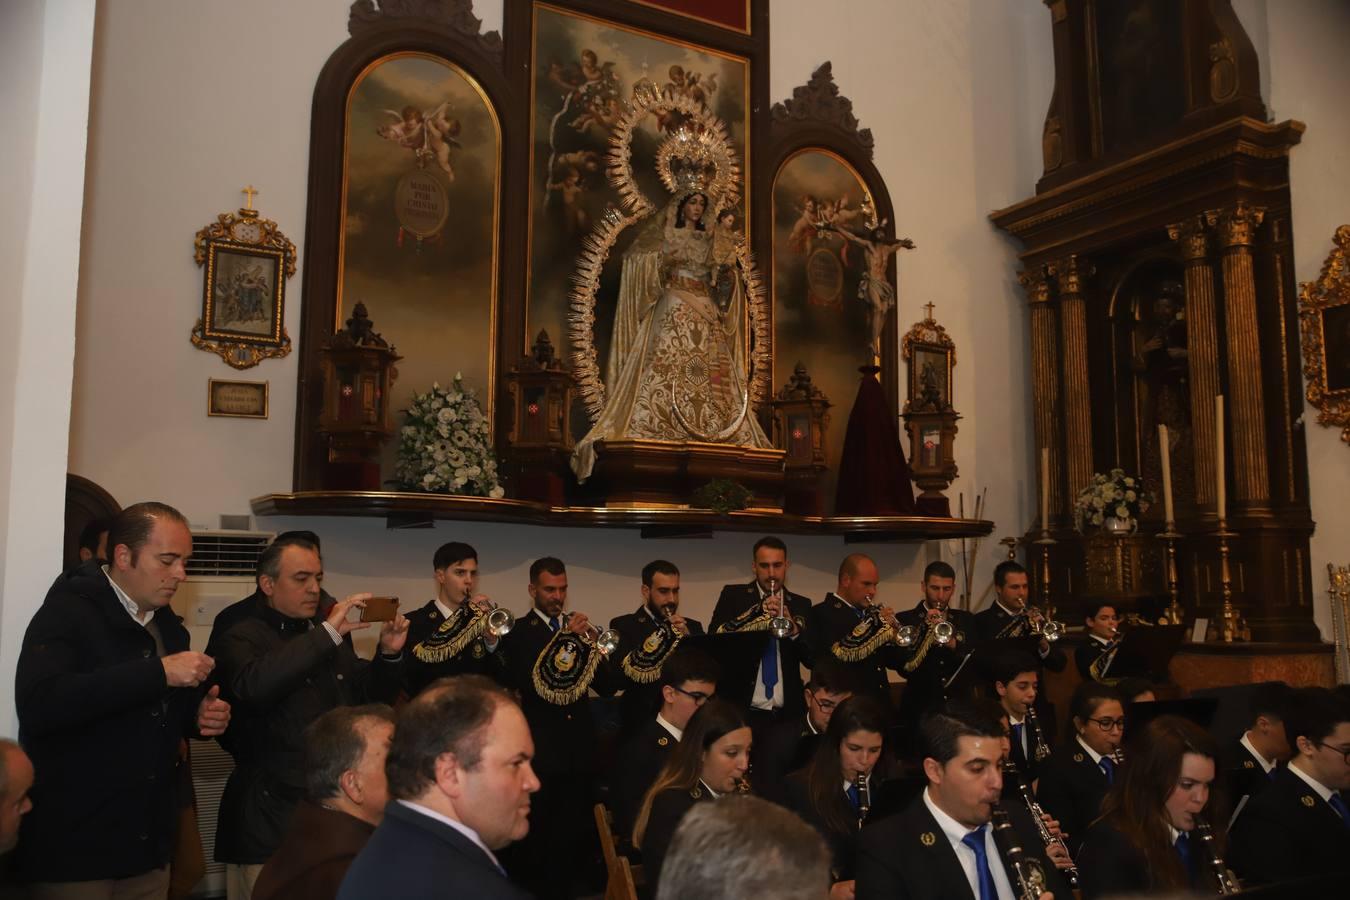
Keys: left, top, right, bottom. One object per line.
{"left": 1024, "top": 703, "right": 1052, "bottom": 763}
{"left": 1001, "top": 758, "right": 1079, "bottom": 888}
{"left": 1193, "top": 813, "right": 1239, "bottom": 895}
{"left": 854, "top": 770, "right": 872, "bottom": 831}
{"left": 990, "top": 805, "right": 1049, "bottom": 900}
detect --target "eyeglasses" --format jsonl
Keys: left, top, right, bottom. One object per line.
{"left": 1316, "top": 742, "right": 1350, "bottom": 764}
{"left": 809, "top": 693, "right": 843, "bottom": 713}
{"left": 1086, "top": 716, "right": 1126, "bottom": 732}
{"left": 673, "top": 686, "right": 713, "bottom": 705}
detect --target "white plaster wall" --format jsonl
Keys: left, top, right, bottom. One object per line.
{"left": 0, "top": 0, "right": 97, "bottom": 732}
{"left": 66, "top": 0, "right": 1050, "bottom": 642}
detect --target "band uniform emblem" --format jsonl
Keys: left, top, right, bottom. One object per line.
{"left": 1073, "top": 753, "right": 1085, "bottom": 763}
{"left": 920, "top": 832, "right": 936, "bottom": 847}
{"left": 1301, "top": 795, "right": 1316, "bottom": 808}
{"left": 471, "top": 642, "right": 486, "bottom": 659}
{"left": 658, "top": 736, "right": 669, "bottom": 747}
{"left": 690, "top": 786, "right": 703, "bottom": 799}
{"left": 1243, "top": 760, "right": 1254, "bottom": 769}
{"left": 643, "top": 631, "right": 663, "bottom": 653}
{"left": 554, "top": 643, "right": 577, "bottom": 673}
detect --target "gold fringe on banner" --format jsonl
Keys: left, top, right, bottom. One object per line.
{"left": 832, "top": 612, "right": 896, "bottom": 663}
{"left": 621, "top": 626, "right": 682, "bottom": 684}
{"left": 532, "top": 629, "right": 604, "bottom": 706}
{"left": 412, "top": 605, "right": 488, "bottom": 664}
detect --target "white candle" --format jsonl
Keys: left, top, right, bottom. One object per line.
{"left": 1158, "top": 424, "right": 1174, "bottom": 526}
{"left": 1041, "top": 446, "right": 1050, "bottom": 530}
{"left": 1215, "top": 395, "right": 1226, "bottom": 522}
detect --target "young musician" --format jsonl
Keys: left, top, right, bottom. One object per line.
{"left": 895, "top": 562, "right": 977, "bottom": 756}
{"left": 1229, "top": 686, "right": 1350, "bottom": 886}
{"left": 1224, "top": 680, "right": 1292, "bottom": 808}
{"left": 632, "top": 700, "right": 752, "bottom": 890}
{"left": 972, "top": 561, "right": 1066, "bottom": 673}
{"left": 784, "top": 696, "right": 892, "bottom": 899}
{"left": 1034, "top": 682, "right": 1125, "bottom": 856}
{"left": 990, "top": 651, "right": 1047, "bottom": 784}
{"left": 403, "top": 542, "right": 505, "bottom": 698}
{"left": 855, "top": 702, "right": 1067, "bottom": 900}
{"left": 807, "top": 553, "right": 902, "bottom": 706}
{"left": 754, "top": 658, "right": 856, "bottom": 804}
{"left": 1074, "top": 602, "right": 1120, "bottom": 681}
{"left": 1076, "top": 715, "right": 1231, "bottom": 899}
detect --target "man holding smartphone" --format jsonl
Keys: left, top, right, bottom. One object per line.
{"left": 211, "top": 532, "right": 408, "bottom": 900}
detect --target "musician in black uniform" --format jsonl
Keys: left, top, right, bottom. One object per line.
{"left": 807, "top": 553, "right": 904, "bottom": 707}
{"left": 1074, "top": 601, "right": 1121, "bottom": 681}
{"left": 609, "top": 648, "right": 720, "bottom": 840}
{"left": 1034, "top": 682, "right": 1124, "bottom": 856}
{"left": 855, "top": 701, "right": 1070, "bottom": 900}
{"left": 609, "top": 559, "right": 705, "bottom": 738}
{"left": 498, "top": 557, "right": 618, "bottom": 900}
{"left": 785, "top": 696, "right": 893, "bottom": 899}
{"left": 402, "top": 541, "right": 506, "bottom": 698}
{"left": 632, "top": 699, "right": 752, "bottom": 891}
{"left": 1229, "top": 686, "right": 1350, "bottom": 886}
{"left": 1224, "top": 680, "right": 1292, "bottom": 809}
{"left": 755, "top": 658, "right": 856, "bottom": 804}
{"left": 1077, "top": 714, "right": 1230, "bottom": 899}
{"left": 990, "top": 650, "right": 1049, "bottom": 785}
{"left": 895, "top": 561, "right": 977, "bottom": 757}
{"left": 710, "top": 536, "right": 814, "bottom": 737}
{"left": 972, "top": 561, "right": 1066, "bottom": 673}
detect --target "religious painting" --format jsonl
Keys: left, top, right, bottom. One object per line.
{"left": 1093, "top": 0, "right": 1186, "bottom": 154}
{"left": 772, "top": 149, "right": 886, "bottom": 501}
{"left": 337, "top": 52, "right": 501, "bottom": 458}
{"left": 203, "top": 245, "right": 283, "bottom": 340}
{"left": 910, "top": 346, "right": 951, "bottom": 412}
{"left": 1298, "top": 225, "right": 1350, "bottom": 446}
{"left": 525, "top": 2, "right": 750, "bottom": 387}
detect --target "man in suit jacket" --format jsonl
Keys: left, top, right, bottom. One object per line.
{"left": 895, "top": 562, "right": 977, "bottom": 757}
{"left": 254, "top": 705, "right": 394, "bottom": 900}
{"left": 11, "top": 503, "right": 231, "bottom": 897}
{"left": 609, "top": 648, "right": 720, "bottom": 840}
{"left": 971, "top": 561, "right": 1066, "bottom": 674}
{"left": 710, "top": 536, "right": 813, "bottom": 736}
{"left": 856, "top": 701, "right": 1069, "bottom": 900}
{"left": 990, "top": 650, "right": 1048, "bottom": 785}
{"left": 754, "top": 658, "right": 857, "bottom": 805}
{"left": 1229, "top": 686, "right": 1350, "bottom": 886}
{"left": 610, "top": 560, "right": 706, "bottom": 738}
{"left": 338, "top": 676, "right": 537, "bottom": 900}
{"left": 807, "top": 554, "right": 903, "bottom": 707}
{"left": 1224, "top": 680, "right": 1292, "bottom": 808}
{"left": 402, "top": 541, "right": 507, "bottom": 699}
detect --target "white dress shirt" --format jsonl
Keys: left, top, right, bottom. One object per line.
{"left": 1288, "top": 760, "right": 1339, "bottom": 808}
{"left": 102, "top": 566, "right": 154, "bottom": 627}
{"left": 750, "top": 582, "right": 794, "bottom": 711}
{"left": 1076, "top": 734, "right": 1106, "bottom": 766}
{"left": 397, "top": 800, "right": 506, "bottom": 872}
{"left": 923, "top": 788, "right": 1015, "bottom": 900}
{"left": 1009, "top": 714, "right": 1027, "bottom": 757}
{"left": 656, "top": 713, "right": 683, "bottom": 742}
{"left": 1240, "top": 732, "right": 1277, "bottom": 774}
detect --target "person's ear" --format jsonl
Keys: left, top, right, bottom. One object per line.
{"left": 922, "top": 756, "right": 942, "bottom": 785}
{"left": 434, "top": 751, "right": 462, "bottom": 797}
{"left": 641, "top": 584, "right": 652, "bottom": 605}
{"left": 340, "top": 768, "right": 363, "bottom": 805}
{"left": 661, "top": 685, "right": 677, "bottom": 705}
{"left": 995, "top": 681, "right": 1007, "bottom": 699}
{"left": 113, "top": 543, "right": 132, "bottom": 571}
{"left": 259, "top": 574, "right": 276, "bottom": 598}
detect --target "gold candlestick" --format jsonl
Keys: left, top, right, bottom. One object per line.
{"left": 1214, "top": 521, "right": 1243, "bottom": 643}
{"left": 999, "top": 536, "right": 1019, "bottom": 560}
{"left": 1034, "top": 529, "right": 1057, "bottom": 622}
{"left": 1158, "top": 527, "right": 1183, "bottom": 625}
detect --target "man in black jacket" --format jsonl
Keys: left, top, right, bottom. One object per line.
{"left": 710, "top": 536, "right": 813, "bottom": 736}
{"left": 338, "top": 676, "right": 537, "bottom": 900}
{"left": 1224, "top": 680, "right": 1292, "bottom": 808}
{"left": 856, "top": 702, "right": 1070, "bottom": 900}
{"left": 806, "top": 553, "right": 901, "bottom": 707}
{"left": 972, "top": 561, "right": 1067, "bottom": 673}
{"left": 895, "top": 561, "right": 976, "bottom": 757}
{"left": 403, "top": 541, "right": 507, "bottom": 698}
{"left": 212, "top": 533, "right": 407, "bottom": 899}
{"left": 12, "top": 502, "right": 231, "bottom": 897}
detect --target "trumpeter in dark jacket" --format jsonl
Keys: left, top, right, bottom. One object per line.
{"left": 12, "top": 506, "right": 228, "bottom": 887}
{"left": 971, "top": 560, "right": 1067, "bottom": 673}
{"left": 402, "top": 541, "right": 508, "bottom": 699}
{"left": 805, "top": 555, "right": 902, "bottom": 709}
{"left": 893, "top": 562, "right": 977, "bottom": 755}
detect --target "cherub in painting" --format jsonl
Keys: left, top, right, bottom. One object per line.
{"left": 377, "top": 101, "right": 462, "bottom": 179}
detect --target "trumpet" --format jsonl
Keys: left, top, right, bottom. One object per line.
{"left": 1193, "top": 813, "right": 1240, "bottom": 895}
{"left": 1001, "top": 758, "right": 1078, "bottom": 887}
{"left": 1024, "top": 703, "right": 1052, "bottom": 764}
{"left": 990, "top": 805, "right": 1049, "bottom": 900}
{"left": 1026, "top": 608, "right": 1065, "bottom": 642}
{"left": 466, "top": 590, "right": 515, "bottom": 638}
{"left": 1089, "top": 624, "right": 1125, "bottom": 682}
{"left": 765, "top": 578, "right": 793, "bottom": 639}
{"left": 562, "top": 611, "right": 621, "bottom": 656}
{"left": 854, "top": 770, "right": 872, "bottom": 831}
{"left": 896, "top": 608, "right": 954, "bottom": 647}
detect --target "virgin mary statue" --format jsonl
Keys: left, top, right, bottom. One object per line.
{"left": 571, "top": 172, "right": 771, "bottom": 482}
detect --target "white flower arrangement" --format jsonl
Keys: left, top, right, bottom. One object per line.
{"left": 395, "top": 375, "right": 505, "bottom": 499}
{"left": 1073, "top": 467, "right": 1152, "bottom": 532}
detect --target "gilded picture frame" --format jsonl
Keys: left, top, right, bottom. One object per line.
{"left": 1299, "top": 224, "right": 1350, "bottom": 444}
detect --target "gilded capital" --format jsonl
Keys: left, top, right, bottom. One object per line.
{"left": 1049, "top": 254, "right": 1093, "bottom": 297}
{"left": 1206, "top": 201, "right": 1267, "bottom": 248}
{"left": 1018, "top": 268, "right": 1051, "bottom": 304}
{"left": 1167, "top": 216, "right": 1210, "bottom": 262}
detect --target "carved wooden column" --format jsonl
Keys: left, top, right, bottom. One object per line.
{"left": 1052, "top": 255, "right": 1095, "bottom": 511}
{"left": 1167, "top": 216, "right": 1220, "bottom": 512}
{"left": 1021, "top": 268, "right": 1062, "bottom": 526}
{"left": 1208, "top": 201, "right": 1270, "bottom": 510}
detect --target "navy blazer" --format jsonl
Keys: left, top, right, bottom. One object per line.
{"left": 338, "top": 801, "right": 534, "bottom": 900}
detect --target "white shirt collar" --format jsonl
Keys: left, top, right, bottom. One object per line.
{"left": 699, "top": 779, "right": 720, "bottom": 799}
{"left": 397, "top": 800, "right": 504, "bottom": 871}
{"left": 103, "top": 566, "right": 153, "bottom": 627}
{"left": 842, "top": 773, "right": 869, "bottom": 793}
{"left": 655, "top": 713, "right": 683, "bottom": 742}
{"left": 995, "top": 600, "right": 1020, "bottom": 618}
{"left": 532, "top": 607, "right": 557, "bottom": 627}
{"left": 1008, "top": 713, "right": 1025, "bottom": 727}
{"left": 1240, "top": 732, "right": 1277, "bottom": 774}
{"left": 922, "top": 788, "right": 1015, "bottom": 900}
{"left": 1167, "top": 822, "right": 1183, "bottom": 844}
{"left": 923, "top": 787, "right": 977, "bottom": 846}
{"left": 1288, "top": 760, "right": 1336, "bottom": 804}
{"left": 1076, "top": 734, "right": 1106, "bottom": 766}
{"left": 434, "top": 598, "right": 456, "bottom": 620}
{"left": 1090, "top": 633, "right": 1112, "bottom": 647}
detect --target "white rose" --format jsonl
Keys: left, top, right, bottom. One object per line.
{"left": 1115, "top": 504, "right": 1129, "bottom": 518}
{"left": 1125, "top": 490, "right": 1137, "bottom": 502}
{"left": 489, "top": 486, "right": 505, "bottom": 499}
{"left": 1124, "top": 477, "right": 1135, "bottom": 487}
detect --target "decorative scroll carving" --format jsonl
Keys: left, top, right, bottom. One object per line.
{"left": 770, "top": 62, "right": 874, "bottom": 157}
{"left": 1207, "top": 200, "right": 1265, "bottom": 248}
{"left": 1209, "top": 37, "right": 1238, "bottom": 102}
{"left": 348, "top": 0, "right": 504, "bottom": 55}
{"left": 1298, "top": 225, "right": 1350, "bottom": 445}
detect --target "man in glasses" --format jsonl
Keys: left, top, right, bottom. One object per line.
{"left": 1034, "top": 682, "right": 1125, "bottom": 856}
{"left": 1230, "top": 686, "right": 1350, "bottom": 885}
{"left": 610, "top": 649, "right": 721, "bottom": 840}
{"left": 754, "top": 658, "right": 856, "bottom": 804}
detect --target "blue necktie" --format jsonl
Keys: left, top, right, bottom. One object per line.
{"left": 1012, "top": 723, "right": 1026, "bottom": 757}
{"left": 1329, "top": 792, "right": 1350, "bottom": 826}
{"left": 761, "top": 635, "right": 779, "bottom": 700}
{"left": 961, "top": 826, "right": 997, "bottom": 900}
{"left": 1175, "top": 832, "right": 1194, "bottom": 883}
{"left": 548, "top": 616, "right": 560, "bottom": 632}
{"left": 1099, "top": 756, "right": 1116, "bottom": 785}
{"left": 846, "top": 783, "right": 861, "bottom": 810}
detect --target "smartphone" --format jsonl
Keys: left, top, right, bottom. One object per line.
{"left": 360, "top": 596, "right": 400, "bottom": 623}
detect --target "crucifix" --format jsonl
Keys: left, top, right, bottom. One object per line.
{"left": 923, "top": 301, "right": 936, "bottom": 322}
{"left": 241, "top": 185, "right": 259, "bottom": 210}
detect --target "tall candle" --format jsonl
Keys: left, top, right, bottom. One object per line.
{"left": 1215, "top": 395, "right": 1226, "bottom": 522}
{"left": 1041, "top": 447, "right": 1050, "bottom": 530}
{"left": 1158, "top": 423, "right": 1174, "bottom": 526}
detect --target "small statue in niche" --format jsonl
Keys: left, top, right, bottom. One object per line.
{"left": 1132, "top": 280, "right": 1193, "bottom": 506}
{"left": 916, "top": 359, "right": 943, "bottom": 411}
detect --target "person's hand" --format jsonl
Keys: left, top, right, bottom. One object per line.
{"left": 666, "top": 613, "right": 690, "bottom": 637}
{"left": 1040, "top": 811, "right": 1065, "bottom": 840}
{"left": 925, "top": 608, "right": 945, "bottom": 626}
{"left": 898, "top": 238, "right": 916, "bottom": 249}
{"left": 763, "top": 594, "right": 785, "bottom": 618}
{"left": 468, "top": 595, "right": 494, "bottom": 616}
{"left": 326, "top": 593, "right": 373, "bottom": 637}
{"left": 565, "top": 612, "right": 592, "bottom": 636}
{"left": 879, "top": 605, "right": 900, "bottom": 629}
{"left": 1038, "top": 636, "right": 1052, "bottom": 655}
{"left": 162, "top": 651, "right": 215, "bottom": 688}
{"left": 828, "top": 880, "right": 855, "bottom": 900}
{"left": 1045, "top": 840, "right": 1073, "bottom": 870}
{"left": 196, "top": 685, "right": 231, "bottom": 736}
{"left": 379, "top": 614, "right": 410, "bottom": 656}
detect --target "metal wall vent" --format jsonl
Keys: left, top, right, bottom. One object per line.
{"left": 187, "top": 530, "right": 273, "bottom": 577}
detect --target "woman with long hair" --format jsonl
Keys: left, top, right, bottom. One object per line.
{"left": 784, "top": 696, "right": 891, "bottom": 900}
{"left": 1077, "top": 714, "right": 1231, "bottom": 898}
{"left": 632, "top": 699, "right": 752, "bottom": 888}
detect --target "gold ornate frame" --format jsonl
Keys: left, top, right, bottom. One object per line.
{"left": 1298, "top": 224, "right": 1350, "bottom": 444}
{"left": 192, "top": 200, "right": 295, "bottom": 369}
{"left": 902, "top": 305, "right": 956, "bottom": 412}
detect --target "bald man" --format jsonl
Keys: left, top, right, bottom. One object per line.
{"left": 806, "top": 554, "right": 903, "bottom": 708}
